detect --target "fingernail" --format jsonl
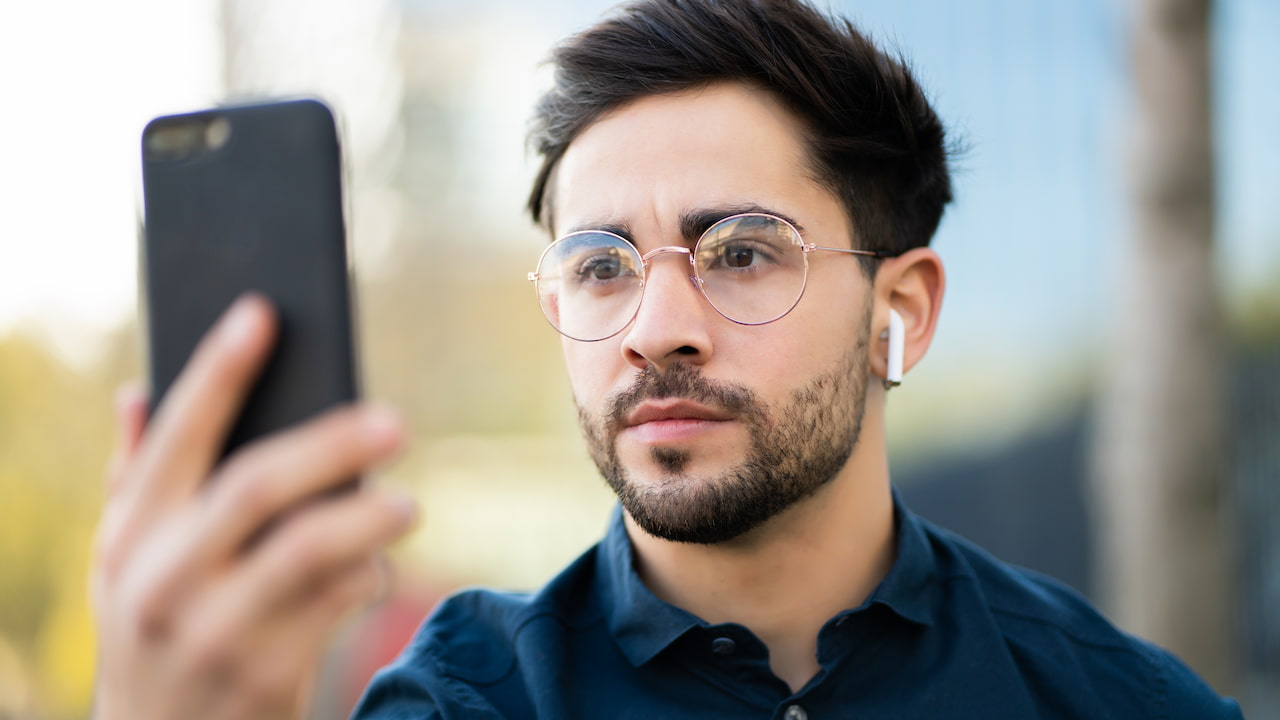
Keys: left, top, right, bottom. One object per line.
{"left": 363, "top": 405, "right": 403, "bottom": 441}
{"left": 220, "top": 296, "right": 260, "bottom": 347}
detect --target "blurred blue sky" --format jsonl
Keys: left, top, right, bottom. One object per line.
{"left": 0, "top": 0, "right": 1274, "bottom": 395}
{"left": 405, "top": 0, "right": 1279, "bottom": 376}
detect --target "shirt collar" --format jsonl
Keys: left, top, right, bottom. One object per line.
{"left": 597, "top": 505, "right": 703, "bottom": 667}
{"left": 860, "top": 491, "right": 938, "bottom": 627}
{"left": 596, "top": 492, "right": 938, "bottom": 667}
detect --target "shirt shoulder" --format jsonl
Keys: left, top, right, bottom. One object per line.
{"left": 921, "top": 518, "right": 1243, "bottom": 719}
{"left": 351, "top": 545, "right": 604, "bottom": 720}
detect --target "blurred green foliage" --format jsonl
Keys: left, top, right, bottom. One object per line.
{"left": 0, "top": 327, "right": 135, "bottom": 718}
{"left": 0, "top": 233, "right": 615, "bottom": 719}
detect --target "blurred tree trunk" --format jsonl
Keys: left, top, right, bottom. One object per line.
{"left": 1092, "top": 0, "right": 1235, "bottom": 691}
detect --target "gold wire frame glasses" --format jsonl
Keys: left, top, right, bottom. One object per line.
{"left": 528, "top": 212, "right": 892, "bottom": 342}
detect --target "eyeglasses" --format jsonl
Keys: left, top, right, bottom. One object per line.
{"left": 528, "top": 212, "right": 893, "bottom": 342}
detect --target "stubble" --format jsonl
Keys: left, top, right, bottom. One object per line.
{"left": 577, "top": 310, "right": 872, "bottom": 544}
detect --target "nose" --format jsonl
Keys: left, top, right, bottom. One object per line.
{"left": 620, "top": 248, "right": 714, "bottom": 372}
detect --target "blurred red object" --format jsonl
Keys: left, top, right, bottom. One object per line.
{"left": 338, "top": 577, "right": 451, "bottom": 716}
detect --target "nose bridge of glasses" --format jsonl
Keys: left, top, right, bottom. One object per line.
{"left": 640, "top": 245, "right": 693, "bottom": 264}
{"left": 639, "top": 245, "right": 699, "bottom": 285}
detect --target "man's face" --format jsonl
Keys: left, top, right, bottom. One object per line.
{"left": 551, "top": 83, "right": 876, "bottom": 544}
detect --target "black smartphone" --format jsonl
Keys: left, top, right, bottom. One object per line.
{"left": 140, "top": 98, "right": 358, "bottom": 461}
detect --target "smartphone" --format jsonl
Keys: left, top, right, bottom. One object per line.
{"left": 140, "top": 98, "right": 358, "bottom": 462}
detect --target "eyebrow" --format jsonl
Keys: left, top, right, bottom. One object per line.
{"left": 679, "top": 204, "right": 807, "bottom": 241}
{"left": 564, "top": 203, "right": 807, "bottom": 245}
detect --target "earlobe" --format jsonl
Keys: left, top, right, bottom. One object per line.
{"left": 884, "top": 308, "right": 904, "bottom": 390}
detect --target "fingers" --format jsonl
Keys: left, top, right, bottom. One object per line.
{"left": 204, "top": 405, "right": 405, "bottom": 556}
{"left": 129, "top": 295, "right": 277, "bottom": 511}
{"left": 89, "top": 292, "right": 423, "bottom": 720}
{"left": 170, "top": 491, "right": 415, "bottom": 703}
{"left": 133, "top": 406, "right": 405, "bottom": 618}
{"left": 96, "top": 383, "right": 154, "bottom": 585}
{"left": 269, "top": 554, "right": 387, "bottom": 663}
{"left": 97, "top": 296, "right": 276, "bottom": 585}
{"left": 229, "top": 487, "right": 417, "bottom": 619}
{"left": 105, "top": 383, "right": 150, "bottom": 496}
{"left": 99, "top": 482, "right": 416, "bottom": 719}
{"left": 187, "top": 557, "right": 388, "bottom": 720}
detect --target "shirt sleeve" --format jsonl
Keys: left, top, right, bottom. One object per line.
{"left": 348, "top": 633, "right": 513, "bottom": 720}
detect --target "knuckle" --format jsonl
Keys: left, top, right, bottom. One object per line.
{"left": 133, "top": 578, "right": 177, "bottom": 640}
{"left": 221, "top": 463, "right": 275, "bottom": 514}
{"left": 278, "top": 523, "right": 330, "bottom": 573}
{"left": 200, "top": 320, "right": 251, "bottom": 366}
{"left": 93, "top": 494, "right": 147, "bottom": 572}
{"left": 275, "top": 515, "right": 364, "bottom": 588}
{"left": 189, "top": 346, "right": 252, "bottom": 400}
{"left": 181, "top": 622, "right": 235, "bottom": 677}
{"left": 265, "top": 496, "right": 396, "bottom": 595}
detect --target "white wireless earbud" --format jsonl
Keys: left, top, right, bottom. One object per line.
{"left": 884, "top": 308, "right": 904, "bottom": 389}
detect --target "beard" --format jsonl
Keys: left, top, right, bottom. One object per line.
{"left": 577, "top": 310, "right": 872, "bottom": 545}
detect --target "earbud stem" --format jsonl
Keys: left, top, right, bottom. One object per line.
{"left": 885, "top": 308, "right": 904, "bottom": 390}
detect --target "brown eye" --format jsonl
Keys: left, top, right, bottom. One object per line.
{"left": 723, "top": 246, "right": 755, "bottom": 268}
{"left": 577, "top": 250, "right": 623, "bottom": 281}
{"left": 587, "top": 257, "right": 620, "bottom": 279}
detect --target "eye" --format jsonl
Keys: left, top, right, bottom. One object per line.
{"left": 721, "top": 245, "right": 758, "bottom": 269}
{"left": 570, "top": 246, "right": 637, "bottom": 286}
{"left": 579, "top": 253, "right": 621, "bottom": 280}
{"left": 700, "top": 238, "right": 779, "bottom": 273}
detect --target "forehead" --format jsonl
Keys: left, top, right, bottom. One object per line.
{"left": 550, "top": 82, "right": 842, "bottom": 240}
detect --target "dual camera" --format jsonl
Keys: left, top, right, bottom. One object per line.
{"left": 143, "top": 114, "right": 232, "bottom": 163}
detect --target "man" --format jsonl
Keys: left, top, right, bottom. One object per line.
{"left": 92, "top": 1, "right": 1242, "bottom": 718}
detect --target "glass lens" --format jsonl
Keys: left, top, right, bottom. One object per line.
{"left": 535, "top": 231, "right": 644, "bottom": 341}
{"left": 694, "top": 214, "right": 808, "bottom": 325}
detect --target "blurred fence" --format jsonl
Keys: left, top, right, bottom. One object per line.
{"left": 898, "top": 339, "right": 1280, "bottom": 716}
{"left": 1234, "top": 344, "right": 1280, "bottom": 711}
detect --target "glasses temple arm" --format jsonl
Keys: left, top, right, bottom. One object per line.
{"left": 803, "top": 243, "right": 897, "bottom": 259}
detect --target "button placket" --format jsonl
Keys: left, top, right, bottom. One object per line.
{"left": 710, "top": 637, "right": 737, "bottom": 656}
{"left": 783, "top": 704, "right": 808, "bottom": 720}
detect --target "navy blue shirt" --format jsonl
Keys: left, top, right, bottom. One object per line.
{"left": 353, "top": 499, "right": 1243, "bottom": 719}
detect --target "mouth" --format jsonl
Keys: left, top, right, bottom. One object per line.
{"left": 621, "top": 399, "right": 734, "bottom": 444}
{"left": 625, "top": 398, "right": 733, "bottom": 426}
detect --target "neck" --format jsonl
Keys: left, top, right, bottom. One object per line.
{"left": 624, "top": 409, "right": 896, "bottom": 693}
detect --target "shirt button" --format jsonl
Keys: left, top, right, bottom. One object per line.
{"left": 710, "top": 637, "right": 737, "bottom": 655}
{"left": 784, "top": 705, "right": 808, "bottom": 720}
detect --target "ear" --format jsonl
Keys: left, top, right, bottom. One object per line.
{"left": 870, "top": 248, "right": 945, "bottom": 384}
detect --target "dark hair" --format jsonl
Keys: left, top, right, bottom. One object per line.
{"left": 527, "top": 0, "right": 953, "bottom": 268}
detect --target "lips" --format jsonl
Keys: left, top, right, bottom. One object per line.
{"left": 624, "top": 399, "right": 733, "bottom": 427}
{"left": 619, "top": 400, "right": 735, "bottom": 445}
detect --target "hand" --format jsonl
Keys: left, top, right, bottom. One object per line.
{"left": 91, "top": 295, "right": 418, "bottom": 720}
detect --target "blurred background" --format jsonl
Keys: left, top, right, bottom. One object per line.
{"left": 0, "top": 0, "right": 1276, "bottom": 717}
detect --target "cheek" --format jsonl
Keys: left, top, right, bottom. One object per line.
{"left": 803, "top": 280, "right": 872, "bottom": 352}
{"left": 561, "top": 340, "right": 620, "bottom": 409}
{"left": 743, "top": 304, "right": 867, "bottom": 388}
{"left": 751, "top": 307, "right": 858, "bottom": 366}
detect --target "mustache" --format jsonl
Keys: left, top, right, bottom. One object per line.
{"left": 604, "top": 364, "right": 762, "bottom": 433}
